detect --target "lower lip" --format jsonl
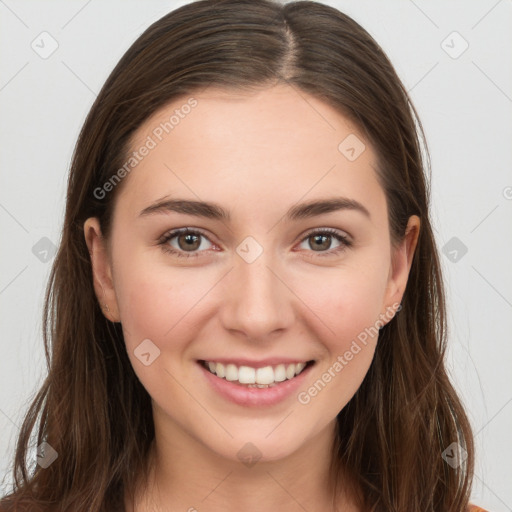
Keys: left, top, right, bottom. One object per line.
{"left": 198, "top": 361, "right": 314, "bottom": 407}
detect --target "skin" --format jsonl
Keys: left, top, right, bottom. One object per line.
{"left": 84, "top": 84, "right": 420, "bottom": 511}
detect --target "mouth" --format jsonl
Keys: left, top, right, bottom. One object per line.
{"left": 198, "top": 359, "right": 316, "bottom": 388}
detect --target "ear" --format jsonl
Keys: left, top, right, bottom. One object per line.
{"left": 83, "top": 217, "right": 121, "bottom": 322}
{"left": 382, "top": 215, "right": 420, "bottom": 317}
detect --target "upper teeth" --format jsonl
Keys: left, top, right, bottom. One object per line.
{"left": 205, "top": 361, "right": 308, "bottom": 385}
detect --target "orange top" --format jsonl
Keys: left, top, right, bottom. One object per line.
{"left": 468, "top": 505, "right": 489, "bottom": 512}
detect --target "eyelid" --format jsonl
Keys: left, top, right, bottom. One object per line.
{"left": 300, "top": 226, "right": 352, "bottom": 244}
{"left": 157, "top": 226, "right": 212, "bottom": 245}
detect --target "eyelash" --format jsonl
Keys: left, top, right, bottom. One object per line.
{"left": 157, "top": 227, "right": 352, "bottom": 259}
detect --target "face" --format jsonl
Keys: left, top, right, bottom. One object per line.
{"left": 85, "top": 84, "right": 418, "bottom": 465}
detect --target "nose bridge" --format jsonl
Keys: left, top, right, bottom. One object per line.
{"left": 222, "top": 241, "right": 294, "bottom": 338}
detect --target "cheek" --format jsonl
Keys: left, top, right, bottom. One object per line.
{"left": 111, "top": 225, "right": 213, "bottom": 339}
{"left": 114, "top": 263, "right": 208, "bottom": 351}
{"left": 113, "top": 263, "right": 213, "bottom": 406}
{"left": 293, "top": 257, "right": 390, "bottom": 346}
{"left": 291, "top": 257, "right": 389, "bottom": 411}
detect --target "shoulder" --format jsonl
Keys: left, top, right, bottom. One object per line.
{"left": 468, "top": 504, "right": 490, "bottom": 512}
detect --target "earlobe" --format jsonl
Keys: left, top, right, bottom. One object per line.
{"left": 83, "top": 217, "right": 121, "bottom": 322}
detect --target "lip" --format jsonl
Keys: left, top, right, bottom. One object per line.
{"left": 198, "top": 359, "right": 315, "bottom": 407}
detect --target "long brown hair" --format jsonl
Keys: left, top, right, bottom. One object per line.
{"left": 1, "top": 1, "right": 474, "bottom": 510}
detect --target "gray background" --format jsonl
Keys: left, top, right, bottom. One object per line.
{"left": 1, "top": 0, "right": 511, "bottom": 509}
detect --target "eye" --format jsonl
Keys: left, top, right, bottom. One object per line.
{"left": 158, "top": 227, "right": 352, "bottom": 259}
{"left": 297, "top": 228, "right": 352, "bottom": 257}
{"left": 158, "top": 228, "right": 215, "bottom": 258}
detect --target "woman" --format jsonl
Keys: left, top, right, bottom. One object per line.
{"left": 0, "top": 0, "right": 488, "bottom": 510}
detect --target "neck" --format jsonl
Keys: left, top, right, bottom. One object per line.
{"left": 125, "top": 409, "right": 358, "bottom": 512}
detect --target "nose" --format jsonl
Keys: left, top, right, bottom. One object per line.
{"left": 219, "top": 248, "right": 296, "bottom": 341}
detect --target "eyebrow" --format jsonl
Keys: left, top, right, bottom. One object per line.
{"left": 138, "top": 196, "right": 371, "bottom": 221}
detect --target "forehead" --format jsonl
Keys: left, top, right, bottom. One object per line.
{"left": 114, "top": 84, "right": 386, "bottom": 228}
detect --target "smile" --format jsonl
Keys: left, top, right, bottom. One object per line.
{"left": 200, "top": 360, "right": 314, "bottom": 387}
